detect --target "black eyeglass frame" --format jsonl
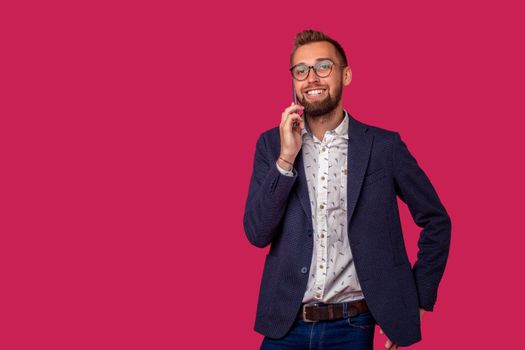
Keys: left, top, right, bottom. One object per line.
{"left": 289, "top": 59, "right": 347, "bottom": 81}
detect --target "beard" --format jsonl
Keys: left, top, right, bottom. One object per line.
{"left": 300, "top": 82, "right": 343, "bottom": 118}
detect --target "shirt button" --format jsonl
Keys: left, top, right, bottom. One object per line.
{"left": 321, "top": 148, "right": 326, "bottom": 152}
{"left": 320, "top": 234, "right": 325, "bottom": 238}
{"left": 316, "top": 294, "right": 321, "bottom": 299}
{"left": 320, "top": 265, "right": 324, "bottom": 269}
{"left": 301, "top": 267, "right": 308, "bottom": 274}
{"left": 320, "top": 176, "right": 325, "bottom": 181}
{"left": 319, "top": 204, "right": 324, "bottom": 210}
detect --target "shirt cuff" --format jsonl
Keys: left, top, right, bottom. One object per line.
{"left": 275, "top": 161, "right": 295, "bottom": 177}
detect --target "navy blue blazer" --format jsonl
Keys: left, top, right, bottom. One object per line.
{"left": 243, "top": 114, "right": 451, "bottom": 347}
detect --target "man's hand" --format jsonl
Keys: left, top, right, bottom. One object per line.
{"left": 278, "top": 102, "right": 304, "bottom": 170}
{"left": 380, "top": 308, "right": 426, "bottom": 349}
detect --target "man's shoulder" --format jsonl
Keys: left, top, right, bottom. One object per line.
{"left": 257, "top": 126, "right": 280, "bottom": 144}
{"left": 352, "top": 115, "right": 398, "bottom": 138}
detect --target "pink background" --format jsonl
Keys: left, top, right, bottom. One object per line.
{"left": 1, "top": 1, "right": 524, "bottom": 349}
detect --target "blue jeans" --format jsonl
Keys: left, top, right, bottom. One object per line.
{"left": 260, "top": 311, "right": 376, "bottom": 350}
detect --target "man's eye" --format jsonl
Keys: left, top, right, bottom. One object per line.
{"left": 296, "top": 67, "right": 307, "bottom": 74}
{"left": 318, "top": 63, "right": 330, "bottom": 71}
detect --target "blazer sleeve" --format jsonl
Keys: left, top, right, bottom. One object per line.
{"left": 243, "top": 134, "right": 298, "bottom": 248}
{"left": 392, "top": 132, "right": 452, "bottom": 311}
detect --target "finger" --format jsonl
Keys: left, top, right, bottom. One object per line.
{"left": 284, "top": 117, "right": 304, "bottom": 133}
{"left": 292, "top": 117, "right": 305, "bottom": 129}
{"left": 287, "top": 102, "right": 304, "bottom": 112}
{"left": 282, "top": 104, "right": 304, "bottom": 120}
{"left": 281, "top": 108, "right": 303, "bottom": 124}
{"left": 282, "top": 114, "right": 303, "bottom": 129}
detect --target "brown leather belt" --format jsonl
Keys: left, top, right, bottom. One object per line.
{"left": 298, "top": 299, "right": 369, "bottom": 322}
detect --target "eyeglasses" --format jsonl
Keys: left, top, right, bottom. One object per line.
{"left": 290, "top": 59, "right": 346, "bottom": 81}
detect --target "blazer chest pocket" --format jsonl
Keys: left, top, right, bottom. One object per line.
{"left": 363, "top": 168, "right": 385, "bottom": 187}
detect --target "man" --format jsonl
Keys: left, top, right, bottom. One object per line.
{"left": 243, "top": 30, "right": 451, "bottom": 350}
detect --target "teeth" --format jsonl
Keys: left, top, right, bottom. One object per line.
{"left": 307, "top": 89, "right": 324, "bottom": 95}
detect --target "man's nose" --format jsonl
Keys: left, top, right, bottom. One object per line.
{"left": 306, "top": 67, "right": 320, "bottom": 84}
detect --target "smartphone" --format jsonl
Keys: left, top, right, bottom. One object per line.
{"left": 292, "top": 80, "right": 304, "bottom": 127}
{"left": 293, "top": 79, "right": 298, "bottom": 105}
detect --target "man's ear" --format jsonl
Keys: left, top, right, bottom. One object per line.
{"left": 343, "top": 67, "right": 352, "bottom": 86}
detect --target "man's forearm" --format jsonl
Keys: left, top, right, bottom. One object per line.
{"left": 243, "top": 137, "right": 297, "bottom": 248}
{"left": 393, "top": 132, "right": 452, "bottom": 310}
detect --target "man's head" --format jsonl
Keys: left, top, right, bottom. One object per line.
{"left": 290, "top": 30, "right": 352, "bottom": 118}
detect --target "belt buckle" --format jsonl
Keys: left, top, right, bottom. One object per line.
{"left": 302, "top": 303, "right": 320, "bottom": 323}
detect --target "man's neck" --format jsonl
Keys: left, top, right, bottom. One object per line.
{"left": 306, "top": 106, "right": 345, "bottom": 141}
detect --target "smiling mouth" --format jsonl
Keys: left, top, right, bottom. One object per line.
{"left": 306, "top": 89, "right": 325, "bottom": 95}
{"left": 304, "top": 88, "right": 327, "bottom": 99}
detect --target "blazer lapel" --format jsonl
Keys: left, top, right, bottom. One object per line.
{"left": 346, "top": 114, "right": 374, "bottom": 226}
{"left": 293, "top": 114, "right": 373, "bottom": 226}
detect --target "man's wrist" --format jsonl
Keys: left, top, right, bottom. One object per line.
{"left": 276, "top": 161, "right": 294, "bottom": 176}
{"left": 277, "top": 156, "right": 294, "bottom": 171}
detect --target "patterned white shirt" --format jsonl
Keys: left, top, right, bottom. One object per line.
{"left": 276, "top": 111, "right": 364, "bottom": 304}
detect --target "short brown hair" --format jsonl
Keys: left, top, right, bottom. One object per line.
{"left": 290, "top": 30, "right": 348, "bottom": 67}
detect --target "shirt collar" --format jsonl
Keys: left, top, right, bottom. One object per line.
{"left": 301, "top": 110, "right": 349, "bottom": 140}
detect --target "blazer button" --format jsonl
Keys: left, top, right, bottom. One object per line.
{"left": 301, "top": 267, "right": 308, "bottom": 274}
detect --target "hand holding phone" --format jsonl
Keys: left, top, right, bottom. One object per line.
{"left": 278, "top": 89, "right": 304, "bottom": 167}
